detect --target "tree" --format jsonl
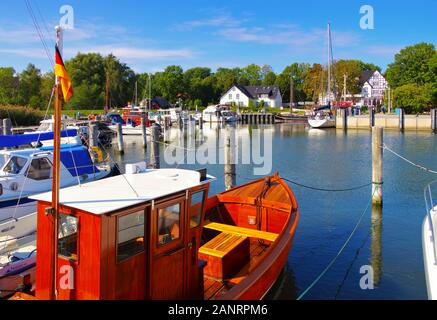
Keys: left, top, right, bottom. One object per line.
{"left": 333, "top": 60, "right": 366, "bottom": 99}
{"left": 104, "top": 54, "right": 136, "bottom": 108}
{"left": 17, "top": 64, "right": 42, "bottom": 107}
{"left": 386, "top": 43, "right": 436, "bottom": 88}
{"left": 303, "top": 63, "right": 324, "bottom": 102}
{"left": 394, "top": 84, "right": 431, "bottom": 113}
{"left": 241, "top": 64, "right": 262, "bottom": 86}
{"left": 262, "top": 71, "right": 277, "bottom": 86}
{"left": 153, "top": 65, "right": 186, "bottom": 103}
{"left": 0, "top": 67, "right": 18, "bottom": 105}
{"left": 275, "top": 63, "right": 310, "bottom": 103}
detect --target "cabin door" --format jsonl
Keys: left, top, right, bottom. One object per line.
{"left": 148, "top": 195, "right": 187, "bottom": 300}
{"left": 185, "top": 186, "right": 209, "bottom": 299}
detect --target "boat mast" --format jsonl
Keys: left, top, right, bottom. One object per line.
{"left": 105, "top": 73, "right": 109, "bottom": 114}
{"left": 135, "top": 81, "right": 138, "bottom": 107}
{"left": 149, "top": 73, "right": 152, "bottom": 111}
{"left": 51, "top": 25, "right": 63, "bottom": 300}
{"left": 327, "top": 23, "right": 331, "bottom": 106}
{"left": 290, "top": 76, "right": 294, "bottom": 114}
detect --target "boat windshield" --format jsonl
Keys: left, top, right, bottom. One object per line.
{"left": 37, "top": 122, "right": 52, "bottom": 132}
{"left": 2, "top": 156, "right": 28, "bottom": 175}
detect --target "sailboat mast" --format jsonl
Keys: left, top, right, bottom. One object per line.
{"left": 327, "top": 23, "right": 331, "bottom": 105}
{"left": 105, "top": 74, "right": 109, "bottom": 113}
{"left": 51, "top": 25, "right": 63, "bottom": 300}
{"left": 135, "top": 81, "right": 138, "bottom": 106}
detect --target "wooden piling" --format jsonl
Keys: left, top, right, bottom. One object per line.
{"left": 224, "top": 127, "right": 236, "bottom": 191}
{"left": 3, "top": 118, "right": 12, "bottom": 136}
{"left": 116, "top": 123, "right": 124, "bottom": 154}
{"left": 399, "top": 108, "right": 405, "bottom": 132}
{"left": 369, "top": 108, "right": 375, "bottom": 128}
{"left": 430, "top": 108, "right": 435, "bottom": 131}
{"left": 88, "top": 124, "right": 98, "bottom": 148}
{"left": 342, "top": 108, "right": 348, "bottom": 130}
{"left": 372, "top": 127, "right": 383, "bottom": 206}
{"left": 141, "top": 117, "right": 147, "bottom": 149}
{"left": 150, "top": 125, "right": 160, "bottom": 169}
{"left": 199, "top": 116, "right": 203, "bottom": 129}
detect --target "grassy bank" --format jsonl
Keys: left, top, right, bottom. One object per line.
{"left": 0, "top": 105, "right": 45, "bottom": 127}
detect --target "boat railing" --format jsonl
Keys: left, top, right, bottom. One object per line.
{"left": 425, "top": 181, "right": 437, "bottom": 264}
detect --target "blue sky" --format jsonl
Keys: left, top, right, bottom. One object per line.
{"left": 0, "top": 0, "right": 436, "bottom": 74}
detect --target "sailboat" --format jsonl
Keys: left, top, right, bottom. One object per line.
{"left": 308, "top": 23, "right": 336, "bottom": 129}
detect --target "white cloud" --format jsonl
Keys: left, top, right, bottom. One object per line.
{"left": 365, "top": 45, "right": 402, "bottom": 57}
{"left": 65, "top": 46, "right": 195, "bottom": 60}
{"left": 0, "top": 48, "right": 48, "bottom": 59}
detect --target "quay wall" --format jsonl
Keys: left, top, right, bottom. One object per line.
{"left": 336, "top": 114, "right": 434, "bottom": 131}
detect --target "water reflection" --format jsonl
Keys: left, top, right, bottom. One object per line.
{"left": 371, "top": 205, "right": 383, "bottom": 286}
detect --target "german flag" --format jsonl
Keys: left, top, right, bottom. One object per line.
{"left": 54, "top": 45, "right": 73, "bottom": 102}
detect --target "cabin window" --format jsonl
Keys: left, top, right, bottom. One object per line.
{"left": 3, "top": 156, "right": 27, "bottom": 174}
{"left": 58, "top": 214, "right": 78, "bottom": 261}
{"left": 26, "top": 158, "right": 52, "bottom": 180}
{"left": 190, "top": 191, "right": 205, "bottom": 228}
{"left": 158, "top": 204, "right": 181, "bottom": 246}
{"left": 117, "top": 211, "right": 145, "bottom": 262}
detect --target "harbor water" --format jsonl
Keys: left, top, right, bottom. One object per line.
{"left": 108, "top": 123, "right": 436, "bottom": 300}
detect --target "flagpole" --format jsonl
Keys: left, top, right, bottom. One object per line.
{"left": 51, "top": 25, "right": 63, "bottom": 300}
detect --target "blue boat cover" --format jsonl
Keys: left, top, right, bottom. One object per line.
{"left": 0, "top": 130, "right": 78, "bottom": 149}
{"left": 38, "top": 145, "right": 100, "bottom": 177}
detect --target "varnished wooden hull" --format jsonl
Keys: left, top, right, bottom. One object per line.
{"left": 203, "top": 174, "right": 299, "bottom": 300}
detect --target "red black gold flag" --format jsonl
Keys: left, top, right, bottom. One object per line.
{"left": 54, "top": 46, "right": 73, "bottom": 102}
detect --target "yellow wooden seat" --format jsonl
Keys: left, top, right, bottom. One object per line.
{"left": 203, "top": 222, "right": 278, "bottom": 242}
{"left": 199, "top": 233, "right": 247, "bottom": 258}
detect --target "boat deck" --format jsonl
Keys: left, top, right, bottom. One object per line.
{"left": 204, "top": 238, "right": 270, "bottom": 300}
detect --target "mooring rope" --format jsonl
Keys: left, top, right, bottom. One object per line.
{"left": 296, "top": 189, "right": 375, "bottom": 300}
{"left": 382, "top": 144, "right": 437, "bottom": 174}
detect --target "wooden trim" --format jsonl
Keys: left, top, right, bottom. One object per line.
{"left": 203, "top": 222, "right": 278, "bottom": 242}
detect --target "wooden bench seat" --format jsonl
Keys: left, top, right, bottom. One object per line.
{"left": 199, "top": 232, "right": 250, "bottom": 280}
{"left": 203, "top": 222, "right": 278, "bottom": 242}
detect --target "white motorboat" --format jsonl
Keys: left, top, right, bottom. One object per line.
{"left": 26, "top": 116, "right": 82, "bottom": 146}
{"left": 0, "top": 144, "right": 112, "bottom": 239}
{"left": 423, "top": 181, "right": 437, "bottom": 300}
{"left": 108, "top": 124, "right": 160, "bottom": 136}
{"left": 202, "top": 105, "right": 237, "bottom": 123}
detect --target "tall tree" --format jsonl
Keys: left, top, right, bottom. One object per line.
{"left": 241, "top": 64, "right": 262, "bottom": 86}
{"left": 386, "top": 43, "right": 436, "bottom": 88}
{"left": 275, "top": 63, "right": 310, "bottom": 103}
{"left": 153, "top": 65, "right": 186, "bottom": 103}
{"left": 17, "top": 63, "right": 42, "bottom": 107}
{"left": 0, "top": 67, "right": 18, "bottom": 105}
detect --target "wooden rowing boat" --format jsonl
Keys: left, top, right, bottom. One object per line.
{"left": 6, "top": 169, "right": 298, "bottom": 300}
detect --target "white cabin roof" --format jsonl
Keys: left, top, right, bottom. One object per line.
{"left": 31, "top": 169, "right": 210, "bottom": 215}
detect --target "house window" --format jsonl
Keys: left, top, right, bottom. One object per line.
{"left": 236, "top": 94, "right": 240, "bottom": 100}
{"left": 26, "top": 158, "right": 52, "bottom": 180}
{"left": 58, "top": 214, "right": 78, "bottom": 261}
{"left": 229, "top": 94, "right": 232, "bottom": 100}
{"left": 190, "top": 191, "right": 205, "bottom": 228}
{"left": 117, "top": 210, "right": 145, "bottom": 262}
{"left": 158, "top": 204, "right": 181, "bottom": 246}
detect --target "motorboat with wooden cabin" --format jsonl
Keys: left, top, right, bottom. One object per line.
{"left": 16, "top": 165, "right": 299, "bottom": 300}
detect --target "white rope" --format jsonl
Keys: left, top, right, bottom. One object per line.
{"left": 296, "top": 189, "right": 375, "bottom": 300}
{"left": 383, "top": 144, "right": 437, "bottom": 174}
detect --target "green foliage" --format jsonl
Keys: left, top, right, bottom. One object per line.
{"left": 393, "top": 84, "right": 432, "bottom": 113}
{"left": 0, "top": 105, "right": 44, "bottom": 126}
{"left": 0, "top": 67, "right": 19, "bottom": 105}
{"left": 386, "top": 43, "right": 436, "bottom": 88}
{"left": 275, "top": 63, "right": 310, "bottom": 103}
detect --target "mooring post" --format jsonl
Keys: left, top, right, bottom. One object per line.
{"left": 224, "top": 127, "right": 236, "bottom": 190}
{"left": 370, "top": 107, "right": 375, "bottom": 128}
{"left": 141, "top": 116, "right": 147, "bottom": 149}
{"left": 199, "top": 116, "right": 203, "bottom": 130}
{"left": 88, "top": 124, "right": 99, "bottom": 148}
{"left": 150, "top": 125, "right": 160, "bottom": 169}
{"left": 372, "top": 127, "right": 383, "bottom": 206}
{"left": 3, "top": 118, "right": 12, "bottom": 136}
{"left": 116, "top": 123, "right": 124, "bottom": 154}
{"left": 431, "top": 108, "right": 437, "bottom": 133}
{"left": 341, "top": 108, "right": 348, "bottom": 130}
{"left": 399, "top": 108, "right": 405, "bottom": 132}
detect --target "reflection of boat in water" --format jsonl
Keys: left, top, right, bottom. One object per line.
{"left": 423, "top": 181, "right": 437, "bottom": 300}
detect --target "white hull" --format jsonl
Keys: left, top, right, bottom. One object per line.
{"left": 109, "top": 125, "right": 153, "bottom": 136}
{"left": 308, "top": 117, "right": 336, "bottom": 128}
{"left": 423, "top": 206, "right": 437, "bottom": 300}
